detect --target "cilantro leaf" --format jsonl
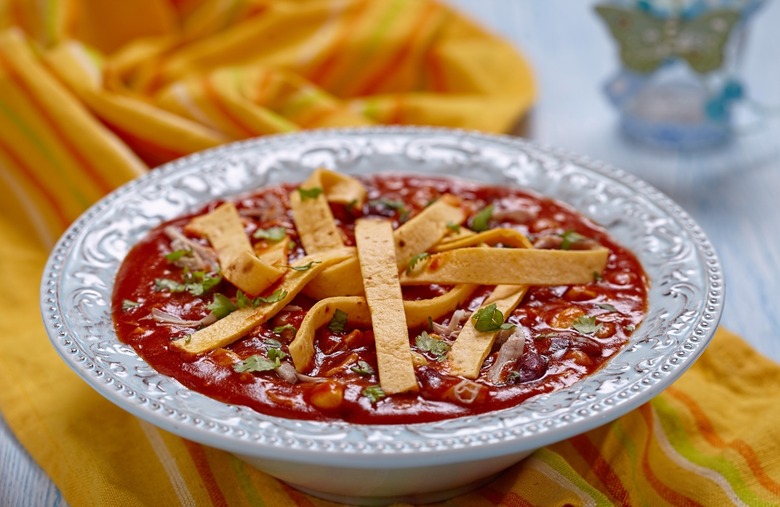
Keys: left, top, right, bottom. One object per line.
{"left": 596, "top": 303, "right": 618, "bottom": 313}
{"left": 207, "top": 293, "right": 237, "bottom": 319}
{"left": 406, "top": 252, "right": 430, "bottom": 274}
{"left": 560, "top": 230, "right": 586, "bottom": 250}
{"left": 235, "top": 290, "right": 258, "bottom": 309}
{"left": 327, "top": 309, "right": 348, "bottom": 333}
{"left": 165, "top": 249, "right": 192, "bottom": 262}
{"left": 361, "top": 385, "right": 386, "bottom": 404}
{"left": 256, "top": 289, "right": 288, "bottom": 304}
{"left": 572, "top": 315, "right": 602, "bottom": 335}
{"left": 154, "top": 269, "right": 222, "bottom": 296}
{"left": 253, "top": 226, "right": 287, "bottom": 242}
{"left": 298, "top": 187, "right": 323, "bottom": 200}
{"left": 415, "top": 331, "right": 450, "bottom": 360}
{"left": 287, "top": 261, "right": 321, "bottom": 272}
{"left": 470, "top": 204, "right": 494, "bottom": 232}
{"left": 264, "top": 338, "right": 283, "bottom": 349}
{"left": 273, "top": 324, "right": 297, "bottom": 334}
{"left": 233, "top": 354, "right": 279, "bottom": 373}
{"left": 267, "top": 347, "right": 288, "bottom": 362}
{"left": 121, "top": 299, "right": 141, "bottom": 311}
{"left": 154, "top": 278, "right": 185, "bottom": 292}
{"left": 350, "top": 360, "right": 374, "bottom": 376}
{"left": 472, "top": 303, "right": 515, "bottom": 333}
{"left": 446, "top": 222, "right": 461, "bottom": 233}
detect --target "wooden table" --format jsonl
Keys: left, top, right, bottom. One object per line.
{"left": 3, "top": 1, "right": 779, "bottom": 504}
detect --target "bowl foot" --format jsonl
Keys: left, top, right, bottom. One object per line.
{"left": 287, "top": 473, "right": 499, "bottom": 506}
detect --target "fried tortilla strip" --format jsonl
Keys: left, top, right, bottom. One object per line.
{"left": 254, "top": 234, "right": 289, "bottom": 267}
{"left": 185, "top": 202, "right": 284, "bottom": 296}
{"left": 303, "top": 196, "right": 466, "bottom": 299}
{"left": 290, "top": 168, "right": 366, "bottom": 254}
{"left": 355, "top": 219, "right": 418, "bottom": 395}
{"left": 433, "top": 228, "right": 533, "bottom": 252}
{"left": 448, "top": 285, "right": 529, "bottom": 379}
{"left": 171, "top": 247, "right": 355, "bottom": 355}
{"left": 403, "top": 283, "right": 478, "bottom": 328}
{"left": 393, "top": 195, "right": 465, "bottom": 269}
{"left": 290, "top": 284, "right": 477, "bottom": 372}
{"left": 400, "top": 247, "right": 609, "bottom": 286}
{"left": 289, "top": 296, "right": 372, "bottom": 372}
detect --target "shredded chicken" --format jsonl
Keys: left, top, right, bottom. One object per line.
{"left": 163, "top": 226, "right": 219, "bottom": 271}
{"left": 432, "top": 309, "right": 470, "bottom": 339}
{"left": 150, "top": 308, "right": 217, "bottom": 328}
{"left": 487, "top": 327, "right": 527, "bottom": 384}
{"left": 239, "top": 192, "right": 287, "bottom": 223}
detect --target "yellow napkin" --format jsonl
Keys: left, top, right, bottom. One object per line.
{"left": 2, "top": 1, "right": 780, "bottom": 506}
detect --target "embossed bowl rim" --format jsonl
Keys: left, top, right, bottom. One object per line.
{"left": 40, "top": 127, "right": 724, "bottom": 469}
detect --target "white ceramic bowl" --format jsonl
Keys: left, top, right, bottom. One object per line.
{"left": 40, "top": 127, "right": 724, "bottom": 505}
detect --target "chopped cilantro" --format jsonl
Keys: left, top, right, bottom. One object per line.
{"left": 233, "top": 354, "right": 279, "bottom": 373}
{"left": 155, "top": 269, "right": 222, "bottom": 296}
{"left": 370, "top": 199, "right": 409, "bottom": 222}
{"left": 472, "top": 303, "right": 515, "bottom": 333}
{"left": 572, "top": 315, "right": 602, "bottom": 335}
{"left": 345, "top": 198, "right": 359, "bottom": 214}
{"left": 273, "top": 324, "right": 297, "bottom": 334}
{"left": 470, "top": 204, "right": 494, "bottom": 232}
{"left": 253, "top": 227, "right": 287, "bottom": 242}
{"left": 121, "top": 299, "right": 141, "bottom": 311}
{"left": 560, "top": 230, "right": 586, "bottom": 250}
{"left": 184, "top": 335, "right": 192, "bottom": 344}
{"left": 415, "top": 331, "right": 450, "bottom": 361}
{"left": 406, "top": 252, "right": 430, "bottom": 274}
{"left": 327, "top": 309, "right": 348, "bottom": 333}
{"left": 298, "top": 187, "right": 323, "bottom": 200}
{"left": 235, "top": 290, "right": 258, "bottom": 309}
{"left": 351, "top": 360, "right": 374, "bottom": 376}
{"left": 287, "top": 261, "right": 321, "bottom": 272}
{"left": 165, "top": 249, "right": 192, "bottom": 262}
{"left": 362, "top": 385, "right": 386, "bottom": 404}
{"left": 154, "top": 278, "right": 185, "bottom": 292}
{"left": 264, "top": 338, "right": 283, "bottom": 349}
{"left": 446, "top": 222, "right": 461, "bottom": 233}
{"left": 267, "top": 347, "right": 288, "bottom": 362}
{"left": 593, "top": 271, "right": 603, "bottom": 281}
{"left": 596, "top": 303, "right": 619, "bottom": 313}
{"left": 256, "top": 289, "right": 288, "bottom": 304}
{"left": 207, "top": 293, "right": 238, "bottom": 319}
{"left": 370, "top": 199, "right": 405, "bottom": 211}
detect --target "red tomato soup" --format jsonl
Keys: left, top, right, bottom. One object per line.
{"left": 112, "top": 174, "right": 648, "bottom": 424}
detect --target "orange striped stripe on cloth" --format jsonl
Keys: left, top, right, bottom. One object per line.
{"left": 2, "top": 1, "right": 780, "bottom": 506}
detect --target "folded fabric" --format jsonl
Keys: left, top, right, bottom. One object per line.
{"left": 2, "top": 1, "right": 780, "bottom": 507}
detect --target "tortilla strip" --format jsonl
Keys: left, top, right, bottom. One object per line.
{"left": 433, "top": 228, "right": 533, "bottom": 252}
{"left": 400, "top": 247, "right": 610, "bottom": 286}
{"left": 254, "top": 235, "right": 289, "bottom": 267}
{"left": 303, "top": 197, "right": 467, "bottom": 299}
{"left": 290, "top": 168, "right": 366, "bottom": 254}
{"left": 171, "top": 247, "right": 355, "bottom": 355}
{"left": 185, "top": 202, "right": 285, "bottom": 296}
{"left": 289, "top": 296, "right": 372, "bottom": 372}
{"left": 393, "top": 195, "right": 464, "bottom": 269}
{"left": 355, "top": 219, "right": 418, "bottom": 395}
{"left": 448, "top": 285, "right": 529, "bottom": 379}
{"left": 289, "top": 284, "right": 479, "bottom": 371}
{"left": 403, "top": 283, "right": 478, "bottom": 328}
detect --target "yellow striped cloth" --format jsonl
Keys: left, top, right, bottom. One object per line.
{"left": 1, "top": 1, "right": 780, "bottom": 506}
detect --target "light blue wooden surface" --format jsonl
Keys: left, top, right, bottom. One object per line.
{"left": 3, "top": 1, "right": 779, "bottom": 505}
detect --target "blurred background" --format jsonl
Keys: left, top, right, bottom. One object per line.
{"left": 448, "top": 0, "right": 780, "bottom": 359}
